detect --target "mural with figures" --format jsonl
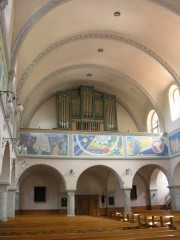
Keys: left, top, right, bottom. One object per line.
{"left": 169, "top": 130, "right": 180, "bottom": 156}
{"left": 73, "top": 134, "right": 124, "bottom": 157}
{"left": 127, "top": 135, "right": 168, "bottom": 157}
{"left": 18, "top": 132, "right": 171, "bottom": 158}
{"left": 19, "top": 132, "right": 68, "bottom": 156}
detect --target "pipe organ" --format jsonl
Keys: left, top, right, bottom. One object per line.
{"left": 56, "top": 86, "right": 118, "bottom": 131}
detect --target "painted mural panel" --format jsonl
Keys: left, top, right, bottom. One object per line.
{"left": 19, "top": 132, "right": 68, "bottom": 157}
{"left": 127, "top": 135, "right": 168, "bottom": 157}
{"left": 169, "top": 130, "right": 180, "bottom": 156}
{"left": 0, "top": 25, "right": 8, "bottom": 92}
{"left": 73, "top": 134, "right": 124, "bottom": 157}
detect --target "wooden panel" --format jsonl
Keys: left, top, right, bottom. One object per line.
{"left": 76, "top": 195, "right": 99, "bottom": 216}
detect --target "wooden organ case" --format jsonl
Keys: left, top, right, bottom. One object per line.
{"left": 56, "top": 86, "right": 118, "bottom": 132}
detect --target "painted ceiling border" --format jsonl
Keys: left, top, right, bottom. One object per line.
{"left": 16, "top": 33, "right": 180, "bottom": 96}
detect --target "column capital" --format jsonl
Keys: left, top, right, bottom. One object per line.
{"left": 0, "top": 184, "right": 9, "bottom": 192}
{"left": 0, "top": 0, "right": 8, "bottom": 10}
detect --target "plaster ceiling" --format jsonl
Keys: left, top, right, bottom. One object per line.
{"left": 11, "top": 0, "right": 180, "bottom": 129}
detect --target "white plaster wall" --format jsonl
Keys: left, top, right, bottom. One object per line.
{"left": 20, "top": 172, "right": 59, "bottom": 210}
{"left": 115, "top": 181, "right": 124, "bottom": 207}
{"left": 28, "top": 97, "right": 138, "bottom": 132}
{"left": 173, "top": 162, "right": 180, "bottom": 185}
{"left": 130, "top": 174, "right": 149, "bottom": 207}
{"left": 76, "top": 172, "right": 103, "bottom": 195}
{"left": 28, "top": 97, "right": 57, "bottom": 129}
{"left": 117, "top": 104, "right": 138, "bottom": 132}
{"left": 156, "top": 171, "right": 169, "bottom": 205}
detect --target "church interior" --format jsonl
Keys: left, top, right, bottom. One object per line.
{"left": 0, "top": 1, "right": 180, "bottom": 237}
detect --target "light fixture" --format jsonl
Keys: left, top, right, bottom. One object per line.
{"left": 0, "top": 91, "right": 23, "bottom": 113}
{"left": 70, "top": 169, "right": 75, "bottom": 176}
{"left": 11, "top": 158, "right": 28, "bottom": 168}
{"left": 2, "top": 137, "right": 19, "bottom": 148}
{"left": 87, "top": 74, "right": 92, "bottom": 77}
{"left": 98, "top": 48, "right": 103, "bottom": 52}
{"left": 114, "top": 11, "right": 121, "bottom": 16}
{"left": 125, "top": 168, "right": 132, "bottom": 175}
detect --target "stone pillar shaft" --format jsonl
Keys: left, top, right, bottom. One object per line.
{"left": 67, "top": 190, "right": 75, "bottom": 216}
{"left": 7, "top": 189, "right": 16, "bottom": 218}
{"left": 0, "top": 184, "right": 8, "bottom": 221}
{"left": 168, "top": 185, "right": 180, "bottom": 211}
{"left": 122, "top": 188, "right": 132, "bottom": 214}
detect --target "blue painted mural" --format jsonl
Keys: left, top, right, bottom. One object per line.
{"left": 169, "top": 130, "right": 180, "bottom": 156}
{"left": 127, "top": 135, "right": 168, "bottom": 157}
{"left": 73, "top": 134, "right": 124, "bottom": 158}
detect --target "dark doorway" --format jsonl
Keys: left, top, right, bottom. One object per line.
{"left": 75, "top": 195, "right": 99, "bottom": 216}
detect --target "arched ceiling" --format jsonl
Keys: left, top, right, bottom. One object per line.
{"left": 11, "top": 0, "right": 180, "bottom": 129}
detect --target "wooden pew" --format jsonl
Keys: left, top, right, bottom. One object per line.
{"left": 1, "top": 213, "right": 180, "bottom": 240}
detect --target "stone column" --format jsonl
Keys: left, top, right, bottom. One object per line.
{"left": 67, "top": 190, "right": 75, "bottom": 216}
{"left": 7, "top": 189, "right": 16, "bottom": 218}
{"left": 0, "top": 184, "right": 8, "bottom": 221}
{"left": 149, "top": 189, "right": 158, "bottom": 209}
{"left": 168, "top": 185, "right": 180, "bottom": 211}
{"left": 122, "top": 188, "right": 132, "bottom": 213}
{"left": 15, "top": 191, "right": 20, "bottom": 215}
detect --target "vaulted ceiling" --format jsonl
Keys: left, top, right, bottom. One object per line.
{"left": 10, "top": 0, "right": 180, "bottom": 130}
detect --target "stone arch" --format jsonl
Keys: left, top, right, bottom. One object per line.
{"left": 133, "top": 164, "right": 172, "bottom": 210}
{"left": 17, "top": 164, "right": 66, "bottom": 213}
{"left": 75, "top": 164, "right": 124, "bottom": 215}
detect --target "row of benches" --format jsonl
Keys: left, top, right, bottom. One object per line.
{"left": 0, "top": 211, "right": 179, "bottom": 239}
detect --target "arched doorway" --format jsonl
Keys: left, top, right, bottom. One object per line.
{"left": 76, "top": 165, "right": 122, "bottom": 216}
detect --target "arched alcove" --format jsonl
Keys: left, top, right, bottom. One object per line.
{"left": 133, "top": 164, "right": 171, "bottom": 211}
{"left": 76, "top": 165, "right": 122, "bottom": 216}
{"left": 17, "top": 164, "right": 66, "bottom": 214}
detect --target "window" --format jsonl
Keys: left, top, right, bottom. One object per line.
{"left": 169, "top": 85, "right": 180, "bottom": 121}
{"left": 151, "top": 111, "right": 160, "bottom": 133}
{"left": 147, "top": 110, "right": 160, "bottom": 133}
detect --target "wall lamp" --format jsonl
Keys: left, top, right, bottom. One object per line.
{"left": 0, "top": 91, "right": 23, "bottom": 113}
{"left": 70, "top": 169, "right": 75, "bottom": 176}
{"left": 2, "top": 137, "right": 19, "bottom": 148}
{"left": 126, "top": 168, "right": 133, "bottom": 175}
{"left": 11, "top": 158, "right": 28, "bottom": 168}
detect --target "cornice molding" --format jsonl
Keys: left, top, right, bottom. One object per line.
{"left": 150, "top": 0, "right": 180, "bottom": 15}
{"left": 20, "top": 64, "right": 165, "bottom": 131}
{"left": 16, "top": 33, "right": 180, "bottom": 96}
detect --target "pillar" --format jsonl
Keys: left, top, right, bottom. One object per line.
{"left": 122, "top": 188, "right": 132, "bottom": 213}
{"left": 168, "top": 185, "right": 180, "bottom": 210}
{"left": 0, "top": 184, "right": 8, "bottom": 221}
{"left": 7, "top": 189, "right": 16, "bottom": 218}
{"left": 67, "top": 190, "right": 75, "bottom": 216}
